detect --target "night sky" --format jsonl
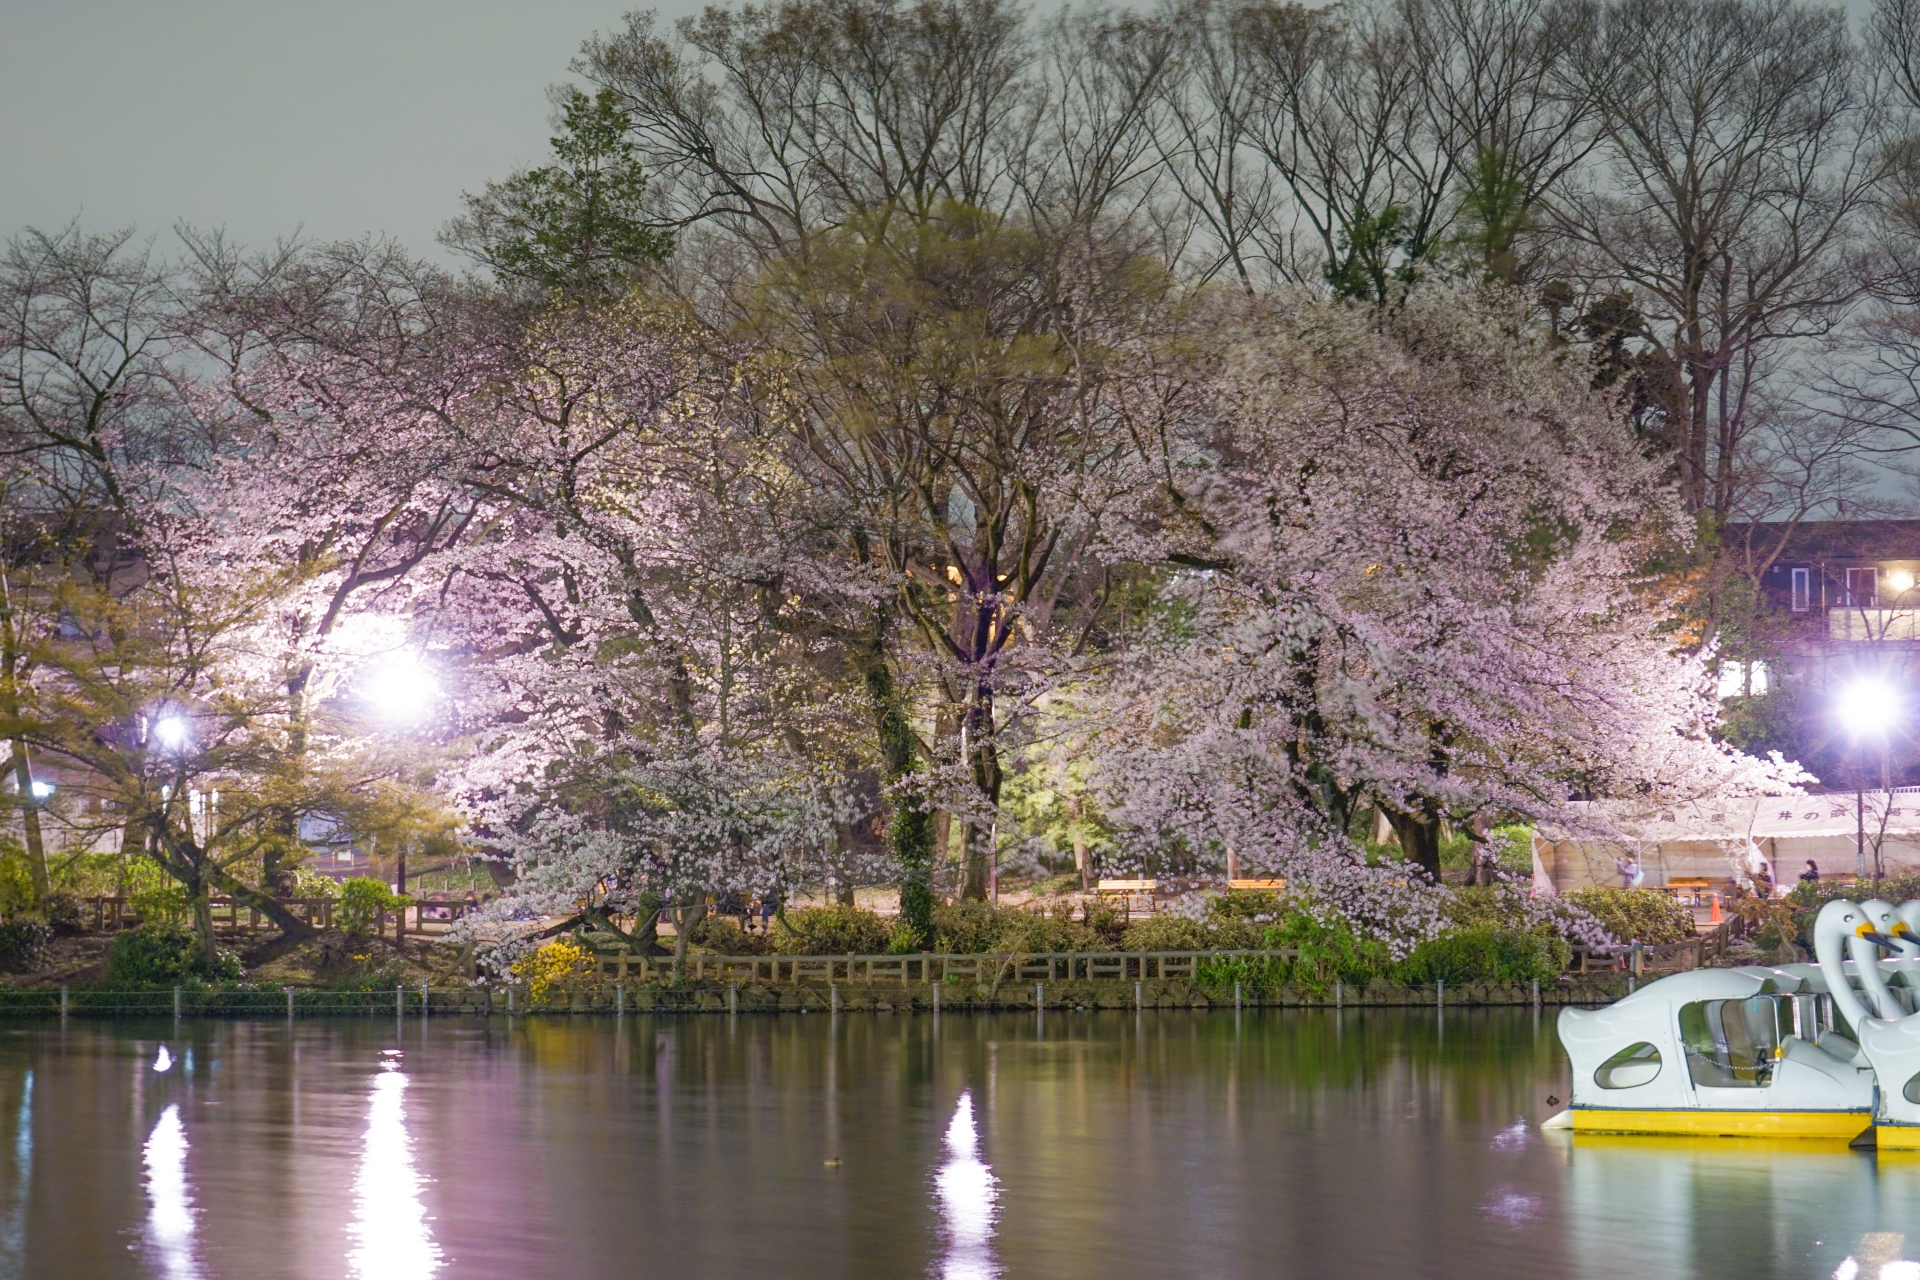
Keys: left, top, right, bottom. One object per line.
{"left": 1, "top": 0, "right": 701, "bottom": 262}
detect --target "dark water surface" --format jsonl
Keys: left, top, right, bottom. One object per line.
{"left": 0, "top": 1007, "right": 1915, "bottom": 1279}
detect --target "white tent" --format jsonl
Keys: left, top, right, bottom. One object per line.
{"left": 1533, "top": 791, "right": 1920, "bottom": 893}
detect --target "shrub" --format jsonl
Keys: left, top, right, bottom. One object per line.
{"left": 0, "top": 920, "right": 48, "bottom": 972}
{"left": 511, "top": 938, "right": 591, "bottom": 999}
{"left": 336, "top": 877, "right": 411, "bottom": 940}
{"left": 1079, "top": 898, "right": 1127, "bottom": 944}
{"left": 931, "top": 901, "right": 1007, "bottom": 954}
{"left": 1394, "top": 924, "right": 1568, "bottom": 986}
{"left": 992, "top": 907, "right": 1102, "bottom": 954}
{"left": 1266, "top": 912, "right": 1390, "bottom": 993}
{"left": 1562, "top": 887, "right": 1694, "bottom": 945}
{"left": 40, "top": 891, "right": 82, "bottom": 936}
{"left": 108, "top": 924, "right": 242, "bottom": 986}
{"left": 690, "top": 915, "right": 771, "bottom": 955}
{"left": 1208, "top": 890, "right": 1285, "bottom": 922}
{"left": 772, "top": 904, "right": 892, "bottom": 955}
{"left": 0, "top": 840, "right": 33, "bottom": 919}
{"left": 1196, "top": 952, "right": 1290, "bottom": 992}
{"left": 1120, "top": 914, "right": 1266, "bottom": 952}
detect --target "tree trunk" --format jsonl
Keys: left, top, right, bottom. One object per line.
{"left": 670, "top": 900, "right": 706, "bottom": 983}
{"left": 203, "top": 862, "right": 317, "bottom": 943}
{"left": 864, "top": 650, "right": 934, "bottom": 943}
{"left": 7, "top": 740, "right": 48, "bottom": 900}
{"left": 1383, "top": 806, "right": 1444, "bottom": 882}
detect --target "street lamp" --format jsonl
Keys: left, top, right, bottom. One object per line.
{"left": 150, "top": 714, "right": 191, "bottom": 752}
{"left": 1837, "top": 678, "right": 1899, "bottom": 890}
{"left": 359, "top": 652, "right": 439, "bottom": 725}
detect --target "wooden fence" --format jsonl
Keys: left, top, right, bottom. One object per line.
{"left": 77, "top": 896, "right": 480, "bottom": 939}
{"left": 1570, "top": 910, "right": 1752, "bottom": 976}
{"left": 589, "top": 948, "right": 1296, "bottom": 986}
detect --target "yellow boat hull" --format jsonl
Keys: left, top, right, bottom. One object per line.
{"left": 1876, "top": 1124, "right": 1920, "bottom": 1150}
{"left": 1572, "top": 1108, "right": 1873, "bottom": 1139}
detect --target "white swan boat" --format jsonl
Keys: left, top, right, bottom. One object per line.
{"left": 1554, "top": 900, "right": 1893, "bottom": 1139}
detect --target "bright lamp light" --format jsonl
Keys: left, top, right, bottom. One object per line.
{"left": 1893, "top": 569, "right": 1917, "bottom": 594}
{"left": 360, "top": 652, "right": 439, "bottom": 724}
{"left": 151, "top": 716, "right": 190, "bottom": 750}
{"left": 1837, "top": 679, "right": 1899, "bottom": 736}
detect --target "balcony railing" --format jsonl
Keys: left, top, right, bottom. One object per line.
{"left": 1828, "top": 607, "right": 1920, "bottom": 641}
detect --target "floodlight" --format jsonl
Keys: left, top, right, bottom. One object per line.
{"left": 27, "top": 781, "right": 52, "bottom": 800}
{"left": 1837, "top": 679, "right": 1899, "bottom": 737}
{"left": 152, "top": 716, "right": 191, "bottom": 750}
{"left": 361, "top": 652, "right": 439, "bottom": 723}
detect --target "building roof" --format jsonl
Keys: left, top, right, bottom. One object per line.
{"left": 1724, "top": 519, "right": 1920, "bottom": 564}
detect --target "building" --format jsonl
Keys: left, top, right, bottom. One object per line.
{"left": 1724, "top": 519, "right": 1920, "bottom": 789}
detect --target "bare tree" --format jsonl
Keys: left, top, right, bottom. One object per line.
{"left": 1550, "top": 0, "right": 1886, "bottom": 521}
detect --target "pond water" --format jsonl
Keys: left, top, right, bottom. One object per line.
{"left": 0, "top": 1006, "right": 1913, "bottom": 1279}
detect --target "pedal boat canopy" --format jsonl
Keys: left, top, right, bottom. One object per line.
{"left": 1558, "top": 969, "right": 1873, "bottom": 1138}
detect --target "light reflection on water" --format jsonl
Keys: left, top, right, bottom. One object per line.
{"left": 346, "top": 1055, "right": 442, "bottom": 1280}
{"left": 6, "top": 1011, "right": 1920, "bottom": 1277}
{"left": 141, "top": 1104, "right": 198, "bottom": 1280}
{"left": 933, "top": 1092, "right": 998, "bottom": 1280}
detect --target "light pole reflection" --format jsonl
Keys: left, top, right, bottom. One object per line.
{"left": 934, "top": 1091, "right": 999, "bottom": 1280}
{"left": 142, "top": 1104, "right": 199, "bottom": 1280}
{"left": 347, "top": 1056, "right": 442, "bottom": 1279}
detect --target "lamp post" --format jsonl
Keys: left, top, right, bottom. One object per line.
{"left": 1836, "top": 679, "right": 1898, "bottom": 892}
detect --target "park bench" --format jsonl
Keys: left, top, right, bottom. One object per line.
{"left": 1227, "top": 879, "right": 1287, "bottom": 892}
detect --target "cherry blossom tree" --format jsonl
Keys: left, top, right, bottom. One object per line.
{"left": 1072, "top": 282, "right": 1804, "bottom": 940}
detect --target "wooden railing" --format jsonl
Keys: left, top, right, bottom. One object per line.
{"left": 1571, "top": 911, "right": 1752, "bottom": 975}
{"left": 77, "top": 895, "right": 481, "bottom": 938}
{"left": 588, "top": 948, "right": 1296, "bottom": 985}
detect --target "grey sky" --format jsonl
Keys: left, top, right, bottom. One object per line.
{"left": 1, "top": 1, "right": 699, "bottom": 261}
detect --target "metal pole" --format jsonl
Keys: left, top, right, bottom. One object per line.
{"left": 1859, "top": 782, "right": 1868, "bottom": 883}
{"left": 421, "top": 980, "right": 429, "bottom": 1020}
{"left": 1437, "top": 978, "right": 1444, "bottom": 1009}
{"left": 616, "top": 984, "right": 625, "bottom": 1015}
{"left": 396, "top": 985, "right": 403, "bottom": 1019}
{"left": 1531, "top": 977, "right": 1540, "bottom": 1009}
{"left": 1336, "top": 979, "right": 1342, "bottom": 1010}
{"left": 173, "top": 986, "right": 181, "bottom": 1019}
{"left": 1234, "top": 980, "right": 1242, "bottom": 1011}
{"left": 729, "top": 983, "right": 738, "bottom": 1015}
{"left": 933, "top": 981, "right": 941, "bottom": 1013}
{"left": 59, "top": 985, "right": 67, "bottom": 1019}
{"left": 1135, "top": 980, "right": 1143, "bottom": 1009}
{"left": 1035, "top": 981, "right": 1043, "bottom": 1010}
{"left": 286, "top": 987, "right": 293, "bottom": 1019}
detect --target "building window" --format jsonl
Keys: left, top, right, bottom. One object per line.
{"left": 1791, "top": 567, "right": 1810, "bottom": 612}
{"left": 1717, "top": 660, "right": 1769, "bottom": 699}
{"left": 1847, "top": 566, "right": 1879, "bottom": 608}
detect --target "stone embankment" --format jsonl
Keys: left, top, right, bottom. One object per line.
{"left": 425, "top": 974, "right": 1636, "bottom": 1015}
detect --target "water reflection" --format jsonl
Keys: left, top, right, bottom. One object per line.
{"left": 142, "top": 1104, "right": 198, "bottom": 1280}
{"left": 0, "top": 1071, "right": 30, "bottom": 1279}
{"left": 933, "top": 1091, "right": 998, "bottom": 1280}
{"left": 153, "top": 1047, "right": 171, "bottom": 1073}
{"left": 347, "top": 1055, "right": 442, "bottom": 1279}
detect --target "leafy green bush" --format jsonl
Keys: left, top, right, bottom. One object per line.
{"left": 336, "top": 877, "right": 411, "bottom": 940}
{"left": 1196, "top": 952, "right": 1291, "bottom": 992}
{"left": 772, "top": 904, "right": 892, "bottom": 955}
{"left": 1562, "top": 887, "right": 1694, "bottom": 945}
{"left": 1079, "top": 898, "right": 1128, "bottom": 944}
{"left": 1208, "top": 890, "right": 1285, "bottom": 922}
{"left": 0, "top": 839, "right": 34, "bottom": 919}
{"left": 1265, "top": 911, "right": 1390, "bottom": 993}
{"left": 108, "top": 924, "right": 242, "bottom": 986}
{"left": 690, "top": 914, "right": 771, "bottom": 955}
{"left": 0, "top": 920, "right": 48, "bottom": 972}
{"left": 1786, "top": 874, "right": 1920, "bottom": 956}
{"left": 40, "top": 891, "right": 82, "bottom": 936}
{"left": 1120, "top": 914, "right": 1265, "bottom": 951}
{"left": 930, "top": 901, "right": 1007, "bottom": 953}
{"left": 1394, "top": 924, "right": 1568, "bottom": 986}
{"left": 992, "top": 908, "right": 1102, "bottom": 954}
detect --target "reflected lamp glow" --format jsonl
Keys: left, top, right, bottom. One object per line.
{"left": 1836, "top": 679, "right": 1898, "bottom": 738}
{"left": 348, "top": 1060, "right": 442, "bottom": 1279}
{"left": 934, "top": 1091, "right": 999, "bottom": 1280}
{"left": 359, "top": 653, "right": 439, "bottom": 724}
{"left": 142, "top": 1104, "right": 199, "bottom": 1280}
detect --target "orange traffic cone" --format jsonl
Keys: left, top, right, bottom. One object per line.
{"left": 1710, "top": 893, "right": 1722, "bottom": 924}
